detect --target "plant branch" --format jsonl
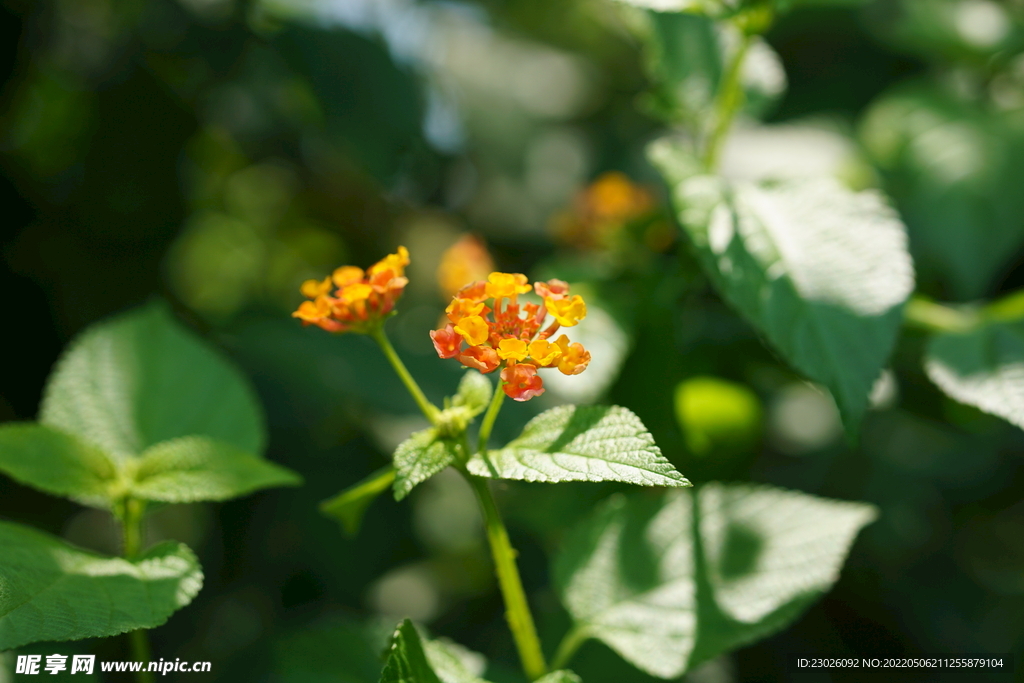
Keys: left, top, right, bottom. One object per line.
{"left": 702, "top": 31, "right": 753, "bottom": 172}
{"left": 551, "top": 624, "right": 589, "bottom": 671}
{"left": 462, "top": 471, "right": 547, "bottom": 680}
{"left": 903, "top": 297, "right": 981, "bottom": 334}
{"left": 120, "top": 498, "right": 155, "bottom": 683}
{"left": 371, "top": 327, "right": 441, "bottom": 425}
{"left": 477, "top": 383, "right": 506, "bottom": 454}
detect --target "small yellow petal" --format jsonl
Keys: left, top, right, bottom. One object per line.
{"left": 454, "top": 316, "right": 490, "bottom": 346}
{"left": 497, "top": 338, "right": 529, "bottom": 361}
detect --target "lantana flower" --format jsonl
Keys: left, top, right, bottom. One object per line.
{"left": 293, "top": 247, "right": 410, "bottom": 334}
{"left": 431, "top": 272, "right": 591, "bottom": 401}
{"left": 550, "top": 171, "right": 655, "bottom": 249}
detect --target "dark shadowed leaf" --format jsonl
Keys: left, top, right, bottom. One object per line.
{"left": 321, "top": 467, "right": 397, "bottom": 536}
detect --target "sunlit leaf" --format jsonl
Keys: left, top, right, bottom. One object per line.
{"left": 535, "top": 673, "right": 583, "bottom": 683}
{"left": 554, "top": 484, "right": 876, "bottom": 678}
{"left": 379, "top": 619, "right": 443, "bottom": 683}
{"left": 423, "top": 637, "right": 488, "bottom": 683}
{"left": 0, "top": 424, "right": 119, "bottom": 508}
{"left": 649, "top": 138, "right": 915, "bottom": 432}
{"left": 468, "top": 405, "right": 689, "bottom": 487}
{"left": 925, "top": 320, "right": 1024, "bottom": 430}
{"left": 0, "top": 522, "right": 203, "bottom": 650}
{"left": 393, "top": 430, "right": 462, "bottom": 501}
{"left": 130, "top": 436, "right": 301, "bottom": 503}
{"left": 40, "top": 302, "right": 265, "bottom": 459}
{"left": 321, "top": 467, "right": 397, "bottom": 536}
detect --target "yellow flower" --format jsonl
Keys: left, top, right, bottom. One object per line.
{"left": 339, "top": 282, "right": 373, "bottom": 303}
{"left": 485, "top": 272, "right": 532, "bottom": 299}
{"left": 368, "top": 246, "right": 410, "bottom": 277}
{"left": 546, "top": 295, "right": 587, "bottom": 327}
{"left": 497, "top": 338, "right": 528, "bottom": 362}
{"left": 446, "top": 297, "right": 486, "bottom": 324}
{"left": 300, "top": 276, "right": 333, "bottom": 299}
{"left": 528, "top": 339, "right": 562, "bottom": 367}
{"left": 454, "top": 315, "right": 490, "bottom": 346}
{"left": 333, "top": 266, "right": 365, "bottom": 287}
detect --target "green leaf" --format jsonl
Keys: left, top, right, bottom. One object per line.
{"left": 321, "top": 466, "right": 397, "bottom": 536}
{"left": 649, "top": 138, "right": 915, "bottom": 432}
{"left": 861, "top": 85, "right": 1024, "bottom": 299}
{"left": 535, "top": 673, "right": 583, "bottom": 683}
{"left": 130, "top": 436, "right": 301, "bottom": 503}
{"left": 40, "top": 302, "right": 265, "bottom": 459}
{"left": 451, "top": 372, "right": 492, "bottom": 418}
{"left": 640, "top": 11, "right": 785, "bottom": 125}
{"left": 379, "top": 619, "right": 443, "bottom": 683}
{"left": 467, "top": 405, "right": 689, "bottom": 488}
{"left": 925, "top": 320, "right": 1024, "bottom": 430}
{"left": 393, "top": 429, "right": 462, "bottom": 501}
{"left": 0, "top": 521, "right": 203, "bottom": 650}
{"left": 0, "top": 424, "right": 120, "bottom": 508}
{"left": 422, "top": 637, "right": 488, "bottom": 683}
{"left": 554, "top": 484, "right": 876, "bottom": 678}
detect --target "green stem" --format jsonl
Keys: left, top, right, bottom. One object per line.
{"left": 551, "top": 624, "right": 589, "bottom": 671}
{"left": 477, "top": 384, "right": 506, "bottom": 454}
{"left": 463, "top": 472, "right": 547, "bottom": 680}
{"left": 702, "top": 31, "right": 753, "bottom": 172}
{"left": 371, "top": 327, "right": 440, "bottom": 424}
{"left": 120, "top": 498, "right": 155, "bottom": 683}
{"left": 903, "top": 296, "right": 981, "bottom": 334}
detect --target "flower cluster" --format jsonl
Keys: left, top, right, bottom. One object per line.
{"left": 292, "top": 247, "right": 409, "bottom": 334}
{"left": 551, "top": 171, "right": 655, "bottom": 249}
{"left": 431, "top": 272, "right": 591, "bottom": 401}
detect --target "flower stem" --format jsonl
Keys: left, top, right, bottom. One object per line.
{"left": 551, "top": 624, "right": 589, "bottom": 671}
{"left": 702, "top": 31, "right": 753, "bottom": 172}
{"left": 462, "top": 472, "right": 548, "bottom": 680}
{"left": 903, "top": 297, "right": 981, "bottom": 334}
{"left": 477, "top": 384, "right": 506, "bottom": 454}
{"left": 120, "top": 498, "right": 155, "bottom": 683}
{"left": 371, "top": 327, "right": 440, "bottom": 424}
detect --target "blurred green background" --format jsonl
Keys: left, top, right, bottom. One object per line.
{"left": 2, "top": 0, "right": 1023, "bottom": 680}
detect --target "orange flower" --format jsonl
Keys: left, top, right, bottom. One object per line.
{"left": 437, "top": 234, "right": 495, "bottom": 299}
{"left": 501, "top": 363, "right": 545, "bottom": 401}
{"left": 551, "top": 171, "right": 655, "bottom": 250}
{"left": 430, "top": 325, "right": 462, "bottom": 359}
{"left": 555, "top": 334, "right": 591, "bottom": 375}
{"left": 292, "top": 247, "right": 410, "bottom": 334}
{"left": 429, "top": 271, "right": 591, "bottom": 400}
{"left": 459, "top": 346, "right": 500, "bottom": 374}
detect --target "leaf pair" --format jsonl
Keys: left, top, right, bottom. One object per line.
{"left": 323, "top": 400, "right": 691, "bottom": 535}
{"left": 555, "top": 483, "right": 877, "bottom": 678}
{"left": 0, "top": 303, "right": 300, "bottom": 650}
{"left": 0, "top": 303, "right": 300, "bottom": 508}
